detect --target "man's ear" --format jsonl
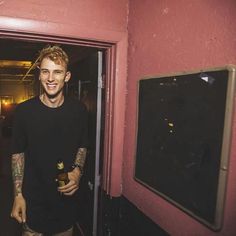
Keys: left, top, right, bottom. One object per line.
{"left": 65, "top": 71, "right": 71, "bottom": 82}
{"left": 37, "top": 65, "right": 41, "bottom": 80}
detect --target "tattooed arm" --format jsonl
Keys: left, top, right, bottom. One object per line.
{"left": 74, "top": 147, "right": 87, "bottom": 174}
{"left": 58, "top": 148, "right": 87, "bottom": 196}
{"left": 12, "top": 153, "right": 25, "bottom": 196}
{"left": 11, "top": 153, "right": 26, "bottom": 223}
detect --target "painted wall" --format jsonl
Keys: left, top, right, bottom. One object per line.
{"left": 0, "top": 0, "right": 127, "bottom": 33}
{"left": 2, "top": 0, "right": 236, "bottom": 234}
{"left": 123, "top": 0, "right": 236, "bottom": 235}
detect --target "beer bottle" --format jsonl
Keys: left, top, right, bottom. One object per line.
{"left": 56, "top": 160, "right": 69, "bottom": 187}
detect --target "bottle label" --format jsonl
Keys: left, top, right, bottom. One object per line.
{"left": 57, "top": 162, "right": 64, "bottom": 170}
{"left": 58, "top": 180, "right": 66, "bottom": 187}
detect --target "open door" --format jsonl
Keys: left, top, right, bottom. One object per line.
{"left": 0, "top": 37, "right": 105, "bottom": 236}
{"left": 74, "top": 51, "right": 105, "bottom": 236}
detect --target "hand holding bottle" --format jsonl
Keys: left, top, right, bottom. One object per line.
{"left": 57, "top": 168, "right": 82, "bottom": 195}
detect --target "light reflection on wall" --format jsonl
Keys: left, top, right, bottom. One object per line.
{"left": 0, "top": 81, "right": 35, "bottom": 104}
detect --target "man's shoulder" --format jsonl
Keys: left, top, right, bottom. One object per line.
{"left": 16, "top": 97, "right": 39, "bottom": 112}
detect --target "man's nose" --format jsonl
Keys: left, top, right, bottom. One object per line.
{"left": 47, "top": 72, "right": 54, "bottom": 82}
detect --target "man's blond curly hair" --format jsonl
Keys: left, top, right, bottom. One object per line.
{"left": 38, "top": 45, "right": 69, "bottom": 69}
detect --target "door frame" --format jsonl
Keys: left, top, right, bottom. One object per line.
{"left": 0, "top": 16, "right": 127, "bottom": 196}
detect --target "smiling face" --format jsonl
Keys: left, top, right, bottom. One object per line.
{"left": 39, "top": 58, "right": 71, "bottom": 99}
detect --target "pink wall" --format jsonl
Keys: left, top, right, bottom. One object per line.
{"left": 124, "top": 0, "right": 236, "bottom": 235}
{"left": 0, "top": 0, "right": 127, "bottom": 33}
{"left": 1, "top": 0, "right": 236, "bottom": 234}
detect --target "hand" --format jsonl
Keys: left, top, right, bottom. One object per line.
{"left": 58, "top": 168, "right": 82, "bottom": 196}
{"left": 11, "top": 194, "right": 26, "bottom": 223}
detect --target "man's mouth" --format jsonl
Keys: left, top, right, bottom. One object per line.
{"left": 46, "top": 84, "right": 57, "bottom": 89}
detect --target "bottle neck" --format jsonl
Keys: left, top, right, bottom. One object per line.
{"left": 57, "top": 168, "right": 65, "bottom": 174}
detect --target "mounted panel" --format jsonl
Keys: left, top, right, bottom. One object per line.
{"left": 134, "top": 66, "right": 236, "bottom": 230}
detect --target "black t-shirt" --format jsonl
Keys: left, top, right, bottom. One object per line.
{"left": 11, "top": 96, "right": 88, "bottom": 234}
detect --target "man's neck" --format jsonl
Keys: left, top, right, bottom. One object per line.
{"left": 40, "top": 93, "right": 64, "bottom": 108}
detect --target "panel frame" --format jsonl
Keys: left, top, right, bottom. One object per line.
{"left": 134, "top": 65, "right": 236, "bottom": 231}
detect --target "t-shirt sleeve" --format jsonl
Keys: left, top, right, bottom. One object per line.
{"left": 11, "top": 106, "right": 27, "bottom": 154}
{"left": 78, "top": 103, "right": 89, "bottom": 148}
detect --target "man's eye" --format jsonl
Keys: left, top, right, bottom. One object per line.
{"left": 41, "top": 70, "right": 49, "bottom": 74}
{"left": 55, "top": 71, "right": 63, "bottom": 74}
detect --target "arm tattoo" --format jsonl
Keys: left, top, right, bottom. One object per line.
{"left": 12, "top": 153, "right": 25, "bottom": 197}
{"left": 74, "top": 148, "right": 87, "bottom": 169}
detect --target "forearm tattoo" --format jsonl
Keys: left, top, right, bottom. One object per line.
{"left": 74, "top": 148, "right": 87, "bottom": 169}
{"left": 12, "top": 153, "right": 25, "bottom": 196}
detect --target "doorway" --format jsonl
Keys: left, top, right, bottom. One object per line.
{"left": 0, "top": 38, "right": 105, "bottom": 236}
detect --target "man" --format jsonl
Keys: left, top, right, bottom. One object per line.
{"left": 11, "top": 45, "right": 88, "bottom": 235}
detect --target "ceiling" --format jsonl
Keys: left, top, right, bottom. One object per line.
{"left": 0, "top": 38, "right": 98, "bottom": 83}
